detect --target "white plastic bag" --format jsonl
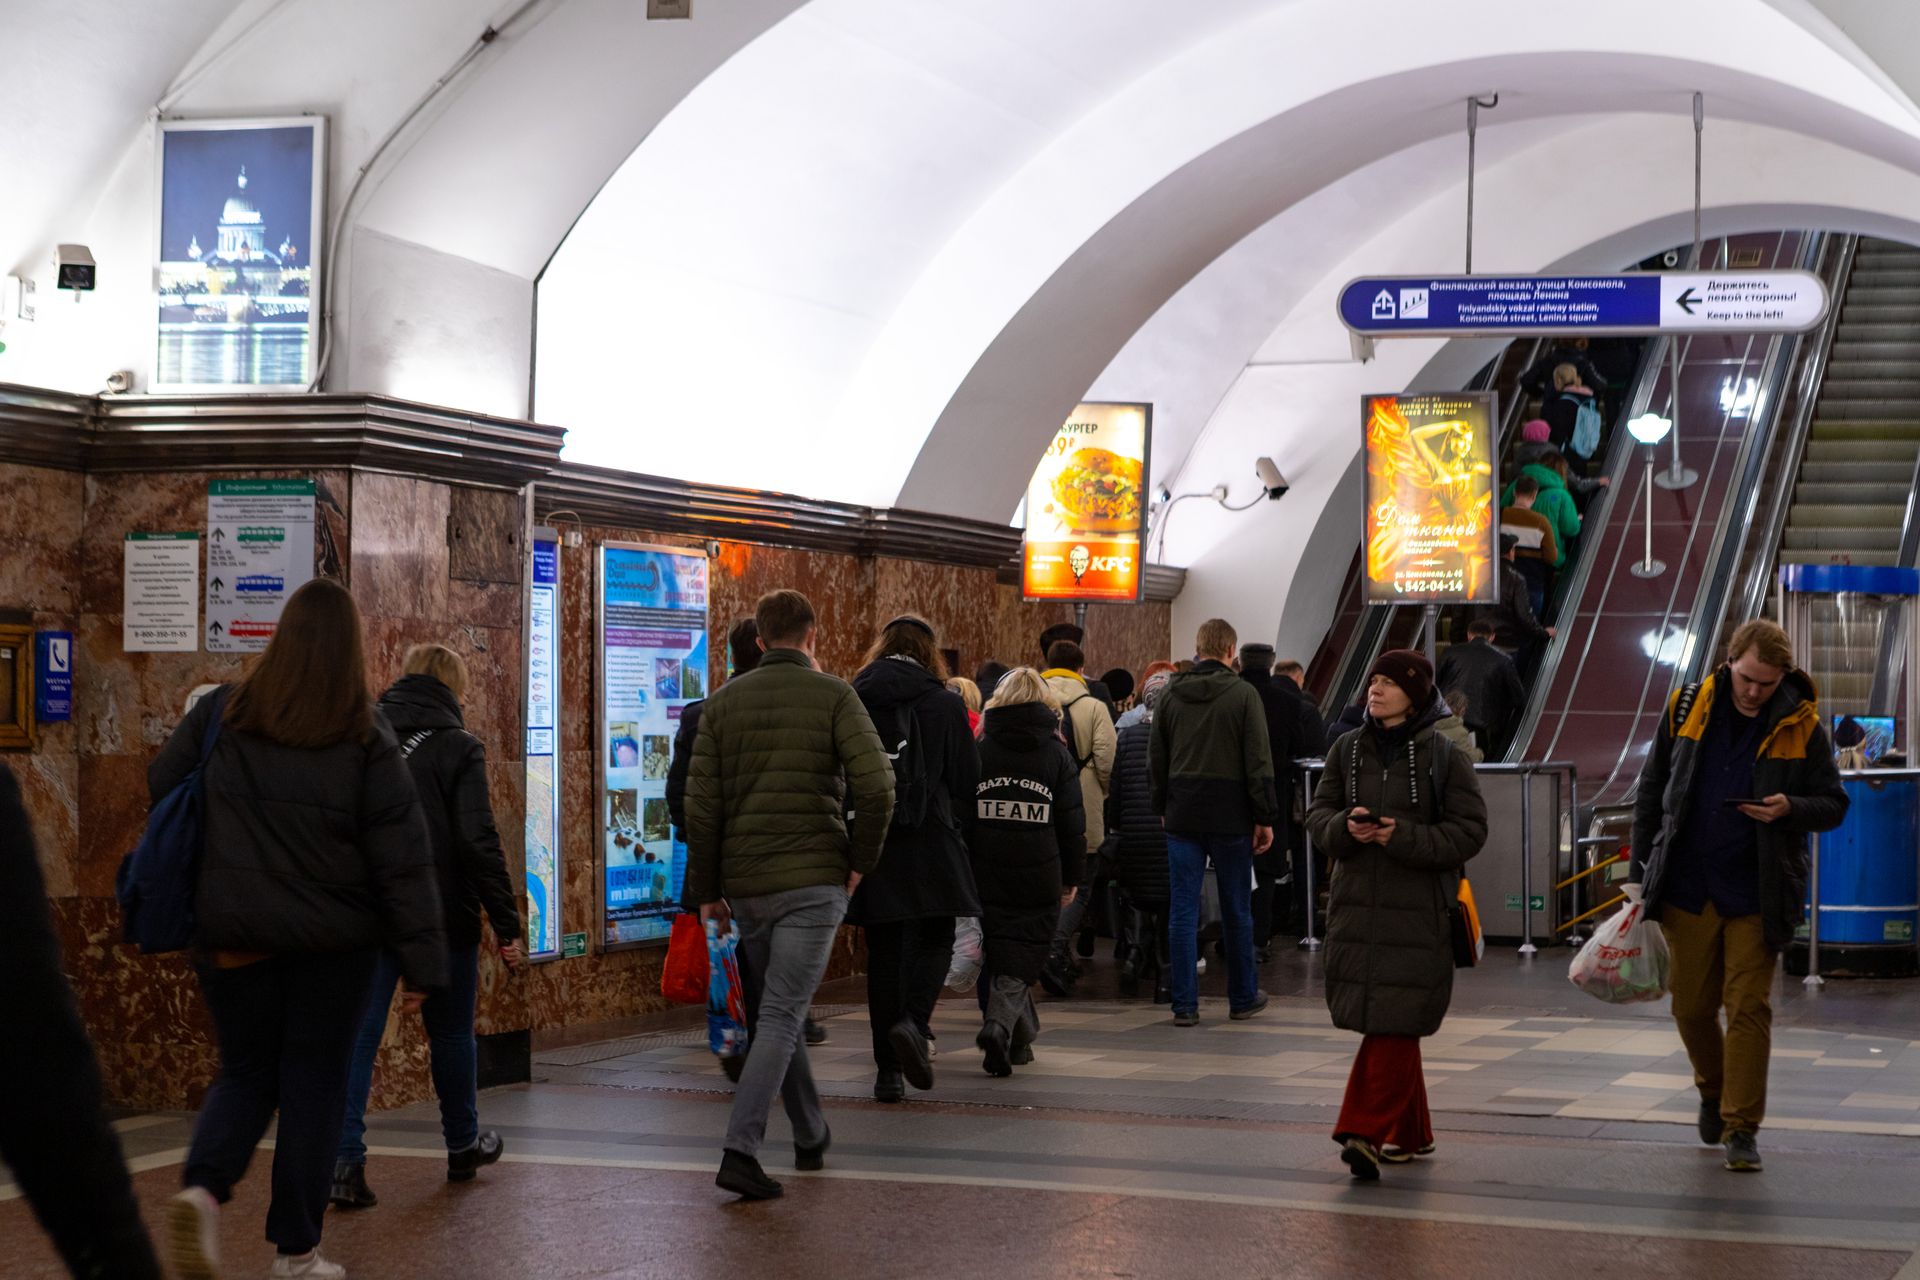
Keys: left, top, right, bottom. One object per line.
{"left": 946, "top": 915, "right": 984, "bottom": 992}
{"left": 1568, "top": 885, "right": 1670, "bottom": 1004}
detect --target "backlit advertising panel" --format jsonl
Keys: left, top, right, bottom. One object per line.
{"left": 1022, "top": 403, "right": 1150, "bottom": 602}
{"left": 597, "top": 543, "right": 709, "bottom": 949}
{"left": 1363, "top": 392, "right": 1499, "bottom": 604}
{"left": 524, "top": 534, "right": 561, "bottom": 960}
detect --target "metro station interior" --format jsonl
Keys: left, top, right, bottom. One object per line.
{"left": 6, "top": 2, "right": 1920, "bottom": 1277}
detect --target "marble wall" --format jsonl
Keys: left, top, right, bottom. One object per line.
{"left": 4, "top": 470, "right": 1171, "bottom": 1109}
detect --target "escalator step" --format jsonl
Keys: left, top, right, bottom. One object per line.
{"left": 1778, "top": 551, "right": 1901, "bottom": 566}
{"left": 1802, "top": 441, "right": 1919, "bottom": 462}
{"left": 1792, "top": 482, "right": 1913, "bottom": 505}
{"left": 1779, "top": 527, "right": 1901, "bottom": 550}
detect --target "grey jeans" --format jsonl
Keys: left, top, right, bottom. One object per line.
{"left": 722, "top": 883, "right": 848, "bottom": 1159}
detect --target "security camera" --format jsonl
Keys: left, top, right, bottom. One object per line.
{"left": 705, "top": 540, "right": 722, "bottom": 557}
{"left": 54, "top": 245, "right": 96, "bottom": 292}
{"left": 104, "top": 370, "right": 131, "bottom": 394}
{"left": 1255, "top": 456, "right": 1289, "bottom": 500}
{"left": 1661, "top": 249, "right": 1681, "bottom": 269}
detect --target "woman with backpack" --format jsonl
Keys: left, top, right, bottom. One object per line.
{"left": 850, "top": 615, "right": 981, "bottom": 1102}
{"left": 969, "top": 668, "right": 1086, "bottom": 1075}
{"left": 155, "top": 578, "right": 445, "bottom": 1280}
{"left": 330, "top": 644, "right": 526, "bottom": 1212}
{"left": 1542, "top": 362, "right": 1603, "bottom": 474}
{"left": 1306, "top": 650, "right": 1487, "bottom": 1183}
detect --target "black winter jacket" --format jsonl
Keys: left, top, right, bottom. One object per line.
{"left": 665, "top": 697, "right": 704, "bottom": 841}
{"left": 1435, "top": 638, "right": 1526, "bottom": 750}
{"left": 1493, "top": 562, "right": 1549, "bottom": 647}
{"left": 1, "top": 766, "right": 163, "bottom": 1279}
{"left": 971, "top": 703, "right": 1087, "bottom": 981}
{"left": 1242, "top": 668, "right": 1324, "bottom": 798}
{"left": 1630, "top": 668, "right": 1849, "bottom": 947}
{"left": 1307, "top": 700, "right": 1488, "bottom": 1038}
{"left": 849, "top": 656, "right": 982, "bottom": 924}
{"left": 378, "top": 674, "right": 522, "bottom": 948}
{"left": 1105, "top": 719, "right": 1169, "bottom": 909}
{"left": 150, "top": 688, "right": 448, "bottom": 990}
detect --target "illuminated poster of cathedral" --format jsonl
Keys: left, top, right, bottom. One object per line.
{"left": 154, "top": 117, "right": 325, "bottom": 392}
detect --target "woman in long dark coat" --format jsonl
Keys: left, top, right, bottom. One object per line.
{"left": 1306, "top": 650, "right": 1487, "bottom": 1180}
{"left": 850, "top": 615, "right": 981, "bottom": 1102}
{"left": 970, "top": 668, "right": 1086, "bottom": 1076}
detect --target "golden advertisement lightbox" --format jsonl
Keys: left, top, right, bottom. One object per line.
{"left": 1363, "top": 392, "right": 1499, "bottom": 604}
{"left": 1023, "top": 403, "right": 1150, "bottom": 603}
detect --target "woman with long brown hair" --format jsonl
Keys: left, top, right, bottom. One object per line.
{"left": 155, "top": 578, "right": 445, "bottom": 1280}
{"left": 849, "top": 614, "right": 980, "bottom": 1102}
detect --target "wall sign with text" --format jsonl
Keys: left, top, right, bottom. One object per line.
{"left": 524, "top": 534, "right": 563, "bottom": 960}
{"left": 1363, "top": 393, "right": 1499, "bottom": 604}
{"left": 597, "top": 543, "right": 709, "bottom": 948}
{"left": 1022, "top": 403, "right": 1151, "bottom": 603}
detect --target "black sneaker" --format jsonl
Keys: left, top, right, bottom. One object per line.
{"left": 795, "top": 1127, "right": 830, "bottom": 1173}
{"left": 716, "top": 1149, "right": 783, "bottom": 1200}
{"left": 804, "top": 1018, "right": 828, "bottom": 1046}
{"left": 447, "top": 1131, "right": 504, "bottom": 1183}
{"left": 1010, "top": 1042, "right": 1034, "bottom": 1067}
{"left": 874, "top": 1068, "right": 905, "bottom": 1103}
{"left": 888, "top": 1020, "right": 935, "bottom": 1091}
{"left": 721, "top": 1054, "right": 746, "bottom": 1084}
{"left": 1697, "top": 1095, "right": 1725, "bottom": 1146}
{"left": 1341, "top": 1138, "right": 1382, "bottom": 1181}
{"left": 1229, "top": 992, "right": 1270, "bottom": 1021}
{"left": 1172, "top": 1010, "right": 1199, "bottom": 1027}
{"left": 976, "top": 1023, "right": 1013, "bottom": 1077}
{"left": 328, "top": 1161, "right": 376, "bottom": 1210}
{"left": 1724, "top": 1129, "right": 1763, "bottom": 1172}
{"left": 1039, "top": 955, "right": 1076, "bottom": 997}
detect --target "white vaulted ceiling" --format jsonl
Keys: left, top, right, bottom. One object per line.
{"left": 10, "top": 0, "right": 1920, "bottom": 649}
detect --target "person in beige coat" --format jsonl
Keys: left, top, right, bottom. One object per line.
{"left": 1039, "top": 639, "right": 1118, "bottom": 992}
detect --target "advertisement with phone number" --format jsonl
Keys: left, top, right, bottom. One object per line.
{"left": 1362, "top": 392, "right": 1499, "bottom": 604}
{"left": 1022, "top": 402, "right": 1151, "bottom": 603}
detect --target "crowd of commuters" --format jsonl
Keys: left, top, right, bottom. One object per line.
{"left": 0, "top": 558, "right": 1851, "bottom": 1270}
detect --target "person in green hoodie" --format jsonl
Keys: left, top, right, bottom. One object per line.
{"left": 1500, "top": 448, "right": 1582, "bottom": 555}
{"left": 687, "top": 589, "right": 896, "bottom": 1202}
{"left": 1149, "top": 618, "right": 1279, "bottom": 1027}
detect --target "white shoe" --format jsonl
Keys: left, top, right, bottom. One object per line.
{"left": 268, "top": 1249, "right": 346, "bottom": 1278}
{"left": 1195, "top": 957, "right": 1208, "bottom": 976}
{"left": 167, "top": 1187, "right": 221, "bottom": 1280}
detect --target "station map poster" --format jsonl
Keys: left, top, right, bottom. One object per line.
{"left": 598, "top": 543, "right": 709, "bottom": 947}
{"left": 205, "top": 479, "right": 315, "bottom": 652}
{"left": 154, "top": 117, "right": 325, "bottom": 393}
{"left": 1363, "top": 393, "right": 1499, "bottom": 604}
{"left": 524, "top": 535, "right": 562, "bottom": 959}
{"left": 1023, "top": 403, "right": 1151, "bottom": 603}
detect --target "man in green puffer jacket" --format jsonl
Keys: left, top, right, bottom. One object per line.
{"left": 687, "top": 589, "right": 895, "bottom": 1202}
{"left": 1500, "top": 452, "right": 1581, "bottom": 551}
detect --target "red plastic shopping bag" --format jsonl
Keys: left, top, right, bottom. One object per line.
{"left": 660, "top": 913, "right": 709, "bottom": 1005}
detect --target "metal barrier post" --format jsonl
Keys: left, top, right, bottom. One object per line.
{"left": 1518, "top": 765, "right": 1538, "bottom": 957}
{"left": 1803, "top": 832, "right": 1824, "bottom": 989}
{"left": 1298, "top": 763, "right": 1323, "bottom": 953}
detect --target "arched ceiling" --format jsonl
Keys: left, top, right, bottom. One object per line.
{"left": 11, "top": 0, "right": 1920, "bottom": 653}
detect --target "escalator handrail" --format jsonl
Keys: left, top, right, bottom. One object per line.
{"left": 1320, "top": 338, "right": 1540, "bottom": 720}
{"left": 1684, "top": 231, "right": 1837, "bottom": 685}
{"left": 1722, "top": 233, "right": 1856, "bottom": 646}
{"left": 1502, "top": 335, "right": 1668, "bottom": 762}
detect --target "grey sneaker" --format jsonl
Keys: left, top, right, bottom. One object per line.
{"left": 269, "top": 1250, "right": 346, "bottom": 1278}
{"left": 1229, "top": 992, "right": 1270, "bottom": 1021}
{"left": 1724, "top": 1129, "right": 1762, "bottom": 1172}
{"left": 1340, "top": 1138, "right": 1382, "bottom": 1181}
{"left": 1697, "top": 1095, "right": 1724, "bottom": 1146}
{"left": 1172, "top": 1010, "right": 1199, "bottom": 1027}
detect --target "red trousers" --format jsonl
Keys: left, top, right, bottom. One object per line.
{"left": 1333, "top": 1034, "right": 1433, "bottom": 1151}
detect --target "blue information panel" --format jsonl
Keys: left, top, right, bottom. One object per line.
{"left": 1339, "top": 271, "right": 1826, "bottom": 337}
{"left": 598, "top": 543, "right": 709, "bottom": 948}
{"left": 35, "top": 632, "right": 72, "bottom": 723}
{"left": 524, "top": 537, "right": 562, "bottom": 959}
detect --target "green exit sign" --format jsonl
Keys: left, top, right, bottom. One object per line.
{"left": 562, "top": 932, "right": 588, "bottom": 958}
{"left": 1504, "top": 894, "right": 1546, "bottom": 911}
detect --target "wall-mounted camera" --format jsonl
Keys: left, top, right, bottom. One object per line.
{"left": 1255, "top": 456, "right": 1289, "bottom": 500}
{"left": 104, "top": 370, "right": 132, "bottom": 394}
{"left": 1661, "top": 249, "right": 1681, "bottom": 269}
{"left": 55, "top": 245, "right": 97, "bottom": 292}
{"left": 705, "top": 540, "right": 722, "bottom": 558}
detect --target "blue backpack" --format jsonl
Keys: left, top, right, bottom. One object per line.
{"left": 1569, "top": 394, "right": 1604, "bottom": 459}
{"left": 116, "top": 688, "right": 229, "bottom": 954}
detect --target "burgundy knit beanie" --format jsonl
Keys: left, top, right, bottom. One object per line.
{"left": 1367, "top": 648, "right": 1435, "bottom": 713}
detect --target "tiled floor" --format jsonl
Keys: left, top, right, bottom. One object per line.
{"left": 5, "top": 945, "right": 1919, "bottom": 1278}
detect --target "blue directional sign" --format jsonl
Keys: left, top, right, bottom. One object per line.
{"left": 1338, "top": 271, "right": 1827, "bottom": 337}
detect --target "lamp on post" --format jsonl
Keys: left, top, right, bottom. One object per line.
{"left": 1627, "top": 412, "right": 1673, "bottom": 579}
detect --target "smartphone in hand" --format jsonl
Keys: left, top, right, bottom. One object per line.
{"left": 1722, "top": 798, "right": 1764, "bottom": 809}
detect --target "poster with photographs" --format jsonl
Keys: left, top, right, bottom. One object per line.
{"left": 598, "top": 543, "right": 710, "bottom": 948}
{"left": 154, "top": 117, "right": 325, "bottom": 392}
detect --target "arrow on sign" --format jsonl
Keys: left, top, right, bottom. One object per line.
{"left": 211, "top": 578, "right": 225, "bottom": 592}
{"left": 208, "top": 621, "right": 224, "bottom": 636}
{"left": 1675, "top": 287, "right": 1701, "bottom": 315}
{"left": 212, "top": 529, "right": 226, "bottom": 542}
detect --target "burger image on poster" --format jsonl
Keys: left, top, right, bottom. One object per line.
{"left": 1050, "top": 447, "right": 1142, "bottom": 533}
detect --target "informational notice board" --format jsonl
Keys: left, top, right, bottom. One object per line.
{"left": 1362, "top": 393, "right": 1498, "bottom": 604}
{"left": 524, "top": 535, "right": 562, "bottom": 959}
{"left": 1022, "top": 403, "right": 1150, "bottom": 602}
{"left": 598, "top": 543, "right": 710, "bottom": 948}
{"left": 124, "top": 532, "right": 201, "bottom": 651}
{"left": 205, "top": 479, "right": 314, "bottom": 651}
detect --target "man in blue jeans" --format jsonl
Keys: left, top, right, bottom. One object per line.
{"left": 1150, "top": 618, "right": 1278, "bottom": 1026}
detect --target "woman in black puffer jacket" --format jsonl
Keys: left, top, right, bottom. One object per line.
{"left": 970, "top": 669, "right": 1086, "bottom": 1076}
{"left": 850, "top": 615, "right": 981, "bottom": 1103}
{"left": 332, "top": 647, "right": 527, "bottom": 1210}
